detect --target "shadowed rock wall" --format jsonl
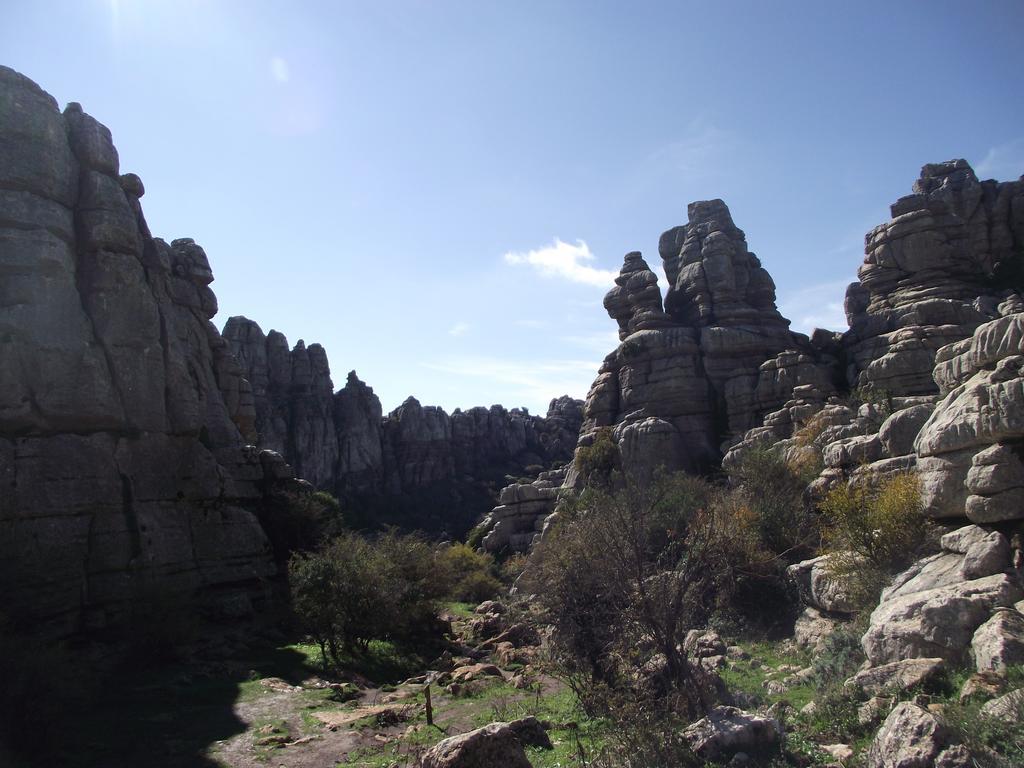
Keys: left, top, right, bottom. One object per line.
{"left": 0, "top": 67, "right": 287, "bottom": 638}
{"left": 223, "top": 316, "right": 584, "bottom": 534}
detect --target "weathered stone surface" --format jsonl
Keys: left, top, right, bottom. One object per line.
{"left": 793, "top": 607, "right": 845, "bottom": 651}
{"left": 575, "top": 200, "right": 830, "bottom": 485}
{"left": 604, "top": 251, "right": 671, "bottom": 340}
{"left": 847, "top": 658, "right": 946, "bottom": 696}
{"left": 787, "top": 554, "right": 858, "bottom": 614}
{"left": 681, "top": 706, "right": 782, "bottom": 762}
{"left": 914, "top": 309, "right": 1024, "bottom": 522}
{"left": 845, "top": 160, "right": 1024, "bottom": 398}
{"left": 866, "top": 702, "right": 951, "bottom": 768}
{"left": 420, "top": 717, "right": 551, "bottom": 768}
{"left": 971, "top": 608, "right": 1024, "bottom": 674}
{"left": 224, "top": 317, "right": 338, "bottom": 488}
{"left": 0, "top": 67, "right": 283, "bottom": 638}
{"left": 862, "top": 526, "right": 1022, "bottom": 667}
{"left": 480, "top": 468, "right": 566, "bottom": 553}
{"left": 980, "top": 688, "right": 1024, "bottom": 722}
{"left": 878, "top": 404, "right": 935, "bottom": 458}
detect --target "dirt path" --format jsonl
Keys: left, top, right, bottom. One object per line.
{"left": 206, "top": 605, "right": 556, "bottom": 768}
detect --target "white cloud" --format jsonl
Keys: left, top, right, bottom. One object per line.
{"left": 448, "top": 322, "right": 470, "bottom": 337}
{"left": 504, "top": 238, "right": 617, "bottom": 287}
{"left": 976, "top": 138, "right": 1024, "bottom": 181}
{"left": 422, "top": 357, "right": 599, "bottom": 413}
{"left": 270, "top": 56, "right": 290, "bottom": 83}
{"left": 777, "top": 279, "right": 851, "bottom": 335}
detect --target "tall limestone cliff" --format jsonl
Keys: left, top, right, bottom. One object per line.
{"left": 573, "top": 200, "right": 836, "bottom": 482}
{"left": 223, "top": 316, "right": 584, "bottom": 534}
{"left": 0, "top": 67, "right": 294, "bottom": 638}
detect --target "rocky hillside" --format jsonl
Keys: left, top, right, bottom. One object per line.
{"left": 222, "top": 315, "right": 583, "bottom": 535}
{"left": 572, "top": 161, "right": 1023, "bottom": 488}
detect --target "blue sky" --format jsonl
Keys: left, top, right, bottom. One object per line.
{"left": 5, "top": 1, "right": 1023, "bottom": 414}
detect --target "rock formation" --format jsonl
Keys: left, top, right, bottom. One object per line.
{"left": 477, "top": 467, "right": 568, "bottom": 554}
{"left": 572, "top": 199, "right": 836, "bottom": 483}
{"left": 0, "top": 67, "right": 291, "bottom": 638}
{"left": 844, "top": 160, "right": 1024, "bottom": 396}
{"left": 224, "top": 314, "right": 583, "bottom": 534}
{"left": 725, "top": 161, "right": 1024, "bottom": 517}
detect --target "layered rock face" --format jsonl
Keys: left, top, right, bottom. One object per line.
{"left": 224, "top": 314, "right": 584, "bottom": 534}
{"left": 915, "top": 300, "right": 1024, "bottom": 522}
{"left": 574, "top": 200, "right": 835, "bottom": 480}
{"left": 726, "top": 161, "right": 1024, "bottom": 521}
{"left": 478, "top": 467, "right": 568, "bottom": 554}
{"left": 0, "top": 68, "right": 285, "bottom": 637}
{"left": 222, "top": 317, "right": 338, "bottom": 488}
{"left": 844, "top": 160, "right": 1024, "bottom": 396}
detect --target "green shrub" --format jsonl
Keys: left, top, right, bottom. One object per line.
{"left": 498, "top": 552, "right": 529, "bottom": 586}
{"left": 845, "top": 384, "right": 893, "bottom": 412}
{"left": 465, "top": 521, "right": 488, "bottom": 550}
{"left": 574, "top": 427, "right": 618, "bottom": 486}
{"left": 821, "top": 472, "right": 932, "bottom": 611}
{"left": 727, "top": 445, "right": 820, "bottom": 561}
{"left": 288, "top": 530, "right": 446, "bottom": 667}
{"left": 436, "top": 543, "right": 502, "bottom": 603}
{"left": 944, "top": 665, "right": 1024, "bottom": 767}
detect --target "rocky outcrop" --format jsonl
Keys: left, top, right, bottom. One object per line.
{"left": 220, "top": 325, "right": 584, "bottom": 534}
{"left": 861, "top": 525, "right": 1022, "bottom": 669}
{"left": 223, "top": 317, "right": 338, "bottom": 488}
{"left": 573, "top": 200, "right": 834, "bottom": 483}
{"left": 725, "top": 161, "right": 1023, "bottom": 521}
{"left": 477, "top": 467, "right": 567, "bottom": 553}
{"left": 0, "top": 67, "right": 286, "bottom": 638}
{"left": 915, "top": 304, "right": 1024, "bottom": 521}
{"left": 844, "top": 160, "right": 1024, "bottom": 397}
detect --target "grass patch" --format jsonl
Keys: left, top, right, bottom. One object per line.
{"left": 442, "top": 601, "right": 478, "bottom": 620}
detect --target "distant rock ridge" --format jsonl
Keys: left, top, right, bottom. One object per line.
{"left": 223, "top": 315, "right": 584, "bottom": 534}
{"left": 0, "top": 66, "right": 294, "bottom": 638}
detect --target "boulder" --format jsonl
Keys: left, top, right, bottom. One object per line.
{"left": 980, "top": 688, "right": 1024, "bottom": 723}
{"left": 866, "top": 702, "right": 956, "bottom": 768}
{"left": 971, "top": 608, "right": 1024, "bottom": 674}
{"left": 863, "top": 571, "right": 1022, "bottom": 665}
{"left": 793, "top": 607, "right": 844, "bottom": 651}
{"left": 684, "top": 630, "right": 727, "bottom": 659}
{"left": 846, "top": 658, "right": 946, "bottom": 696}
{"left": 788, "top": 554, "right": 858, "bottom": 614}
{"left": 421, "top": 717, "right": 551, "bottom": 768}
{"left": 681, "top": 706, "right": 782, "bottom": 762}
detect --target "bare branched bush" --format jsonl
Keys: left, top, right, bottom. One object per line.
{"left": 525, "top": 472, "right": 730, "bottom": 723}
